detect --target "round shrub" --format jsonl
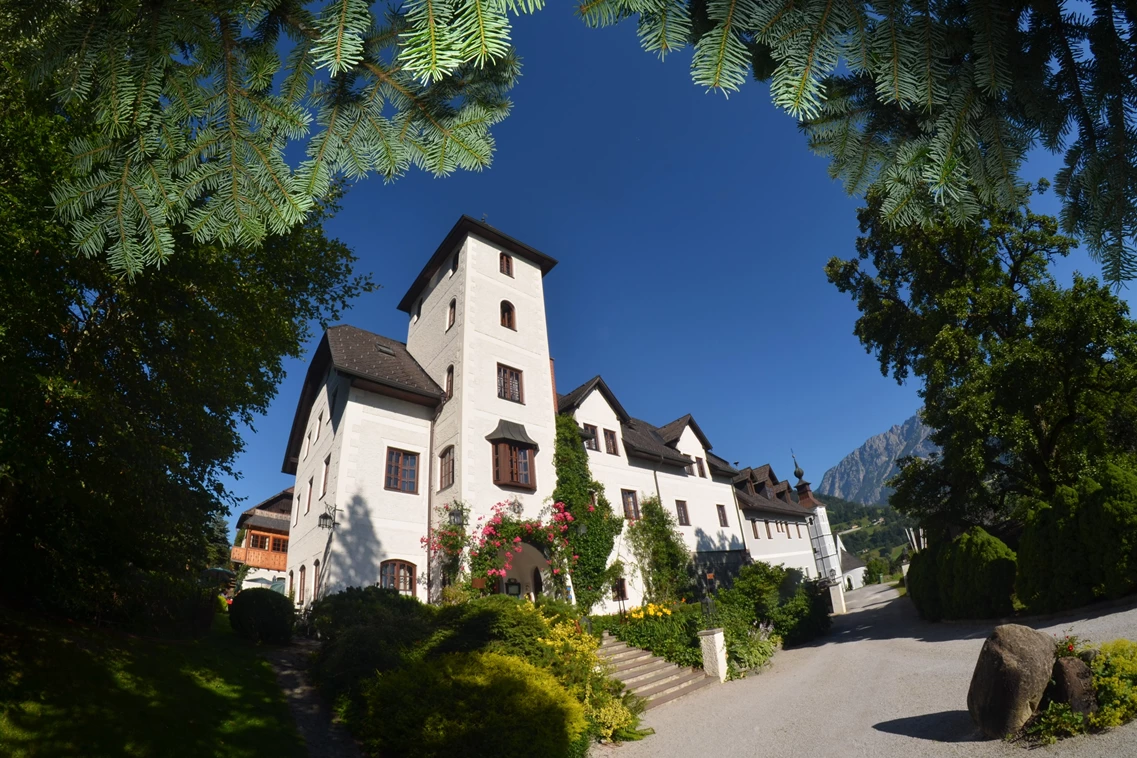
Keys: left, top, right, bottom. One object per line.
{"left": 1018, "top": 463, "right": 1137, "bottom": 613}
{"left": 308, "top": 585, "right": 432, "bottom": 642}
{"left": 229, "top": 588, "right": 293, "bottom": 643}
{"left": 906, "top": 543, "right": 943, "bottom": 621}
{"left": 936, "top": 526, "right": 1016, "bottom": 619}
{"left": 359, "top": 651, "right": 587, "bottom": 758}
{"left": 431, "top": 594, "right": 551, "bottom": 663}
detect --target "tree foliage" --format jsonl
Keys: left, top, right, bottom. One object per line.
{"left": 0, "top": 80, "right": 373, "bottom": 619}
{"left": 8, "top": 0, "right": 1137, "bottom": 281}
{"left": 828, "top": 191, "right": 1137, "bottom": 533}
{"left": 625, "top": 495, "right": 693, "bottom": 603}
{"left": 550, "top": 414, "right": 623, "bottom": 613}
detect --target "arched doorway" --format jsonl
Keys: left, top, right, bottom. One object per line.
{"left": 494, "top": 540, "right": 550, "bottom": 601}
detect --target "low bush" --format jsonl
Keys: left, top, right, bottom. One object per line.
{"left": 719, "top": 562, "right": 830, "bottom": 650}
{"left": 1018, "top": 463, "right": 1137, "bottom": 613}
{"left": 229, "top": 588, "right": 293, "bottom": 644}
{"left": 360, "top": 652, "right": 587, "bottom": 758}
{"left": 1023, "top": 638, "right": 1137, "bottom": 744}
{"left": 771, "top": 578, "right": 832, "bottom": 645}
{"left": 906, "top": 543, "right": 943, "bottom": 621}
{"left": 595, "top": 602, "right": 703, "bottom": 668}
{"left": 936, "top": 527, "right": 1016, "bottom": 619}
{"left": 307, "top": 585, "right": 432, "bottom": 642}
{"left": 908, "top": 529, "right": 1015, "bottom": 621}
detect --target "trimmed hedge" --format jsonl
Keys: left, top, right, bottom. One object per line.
{"left": 1018, "top": 463, "right": 1137, "bottom": 613}
{"left": 907, "top": 528, "right": 1015, "bottom": 620}
{"left": 360, "top": 652, "right": 587, "bottom": 758}
{"left": 229, "top": 588, "right": 293, "bottom": 644}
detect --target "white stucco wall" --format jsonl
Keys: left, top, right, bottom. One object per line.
{"left": 658, "top": 426, "right": 747, "bottom": 555}
{"left": 744, "top": 512, "right": 817, "bottom": 578}
{"left": 287, "top": 385, "right": 435, "bottom": 605}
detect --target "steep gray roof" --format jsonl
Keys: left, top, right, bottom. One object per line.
{"left": 657, "top": 413, "right": 713, "bottom": 451}
{"left": 283, "top": 325, "right": 441, "bottom": 474}
{"left": 706, "top": 452, "right": 739, "bottom": 477}
{"left": 736, "top": 487, "right": 813, "bottom": 518}
{"left": 841, "top": 550, "right": 867, "bottom": 573}
{"left": 236, "top": 487, "right": 294, "bottom": 533}
{"left": 556, "top": 375, "right": 630, "bottom": 422}
{"left": 327, "top": 326, "right": 442, "bottom": 398}
{"left": 622, "top": 418, "right": 694, "bottom": 468}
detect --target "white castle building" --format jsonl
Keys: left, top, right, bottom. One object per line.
{"left": 280, "top": 217, "right": 849, "bottom": 613}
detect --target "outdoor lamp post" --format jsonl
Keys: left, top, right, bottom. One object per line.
{"left": 318, "top": 502, "right": 339, "bottom": 530}
{"left": 448, "top": 508, "right": 465, "bottom": 527}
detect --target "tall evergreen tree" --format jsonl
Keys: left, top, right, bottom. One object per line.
{"left": 7, "top": 0, "right": 1137, "bottom": 281}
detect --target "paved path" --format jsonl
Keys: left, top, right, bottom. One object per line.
{"left": 261, "top": 642, "right": 363, "bottom": 758}
{"left": 607, "top": 585, "right": 1137, "bottom": 757}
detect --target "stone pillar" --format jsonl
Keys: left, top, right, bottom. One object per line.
{"left": 829, "top": 583, "right": 847, "bottom": 614}
{"left": 698, "top": 628, "right": 728, "bottom": 683}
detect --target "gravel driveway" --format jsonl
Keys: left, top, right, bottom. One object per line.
{"left": 606, "top": 585, "right": 1137, "bottom": 758}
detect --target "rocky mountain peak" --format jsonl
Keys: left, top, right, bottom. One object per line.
{"left": 817, "top": 414, "right": 937, "bottom": 505}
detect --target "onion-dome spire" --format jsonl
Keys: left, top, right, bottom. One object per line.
{"left": 792, "top": 450, "right": 804, "bottom": 481}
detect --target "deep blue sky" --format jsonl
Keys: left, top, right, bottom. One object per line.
{"left": 223, "top": 8, "right": 1120, "bottom": 532}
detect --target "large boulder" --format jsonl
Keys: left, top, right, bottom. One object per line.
{"left": 1044, "top": 657, "right": 1098, "bottom": 716}
{"left": 966, "top": 624, "right": 1055, "bottom": 738}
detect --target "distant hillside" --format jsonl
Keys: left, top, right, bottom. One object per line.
{"left": 817, "top": 414, "right": 937, "bottom": 505}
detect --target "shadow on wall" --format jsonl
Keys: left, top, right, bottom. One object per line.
{"left": 326, "top": 493, "right": 384, "bottom": 592}
{"left": 693, "top": 527, "right": 744, "bottom": 553}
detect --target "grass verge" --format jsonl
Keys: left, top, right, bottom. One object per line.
{"left": 0, "top": 608, "right": 305, "bottom": 758}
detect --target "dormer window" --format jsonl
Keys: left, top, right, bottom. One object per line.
{"left": 696, "top": 457, "right": 706, "bottom": 478}
{"left": 447, "top": 299, "right": 456, "bottom": 330}
{"left": 499, "top": 253, "right": 513, "bottom": 277}
{"left": 500, "top": 301, "right": 515, "bottom": 330}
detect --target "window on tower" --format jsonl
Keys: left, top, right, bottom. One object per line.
{"left": 499, "top": 253, "right": 513, "bottom": 277}
{"left": 500, "top": 301, "right": 515, "bottom": 330}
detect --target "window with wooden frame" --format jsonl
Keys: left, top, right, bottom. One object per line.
{"left": 313, "top": 560, "right": 320, "bottom": 601}
{"left": 500, "top": 301, "right": 515, "bottom": 330}
{"left": 294, "top": 494, "right": 300, "bottom": 525}
{"left": 306, "top": 478, "right": 313, "bottom": 513}
{"left": 492, "top": 441, "right": 536, "bottom": 490}
{"left": 321, "top": 456, "right": 330, "bottom": 496}
{"left": 786, "top": 521, "right": 793, "bottom": 538}
{"left": 621, "top": 489, "right": 640, "bottom": 521}
{"left": 765, "top": 520, "right": 772, "bottom": 539}
{"left": 447, "top": 298, "right": 456, "bottom": 330}
{"left": 380, "top": 560, "right": 416, "bottom": 596}
{"left": 439, "top": 446, "right": 455, "bottom": 490}
{"left": 612, "top": 577, "right": 628, "bottom": 601}
{"left": 496, "top": 363, "right": 523, "bottom": 403}
{"left": 271, "top": 537, "right": 287, "bottom": 553}
{"left": 696, "top": 457, "right": 706, "bottom": 478}
{"left": 675, "top": 500, "right": 690, "bottom": 526}
{"left": 583, "top": 424, "right": 599, "bottom": 451}
{"left": 445, "top": 365, "right": 454, "bottom": 399}
{"left": 752, "top": 519, "right": 761, "bottom": 539}
{"left": 776, "top": 521, "right": 784, "bottom": 533}
{"left": 796, "top": 523, "right": 803, "bottom": 538}
{"left": 716, "top": 504, "right": 729, "bottom": 528}
{"left": 250, "top": 533, "right": 269, "bottom": 550}
{"left": 302, "top": 431, "right": 311, "bottom": 460}
{"left": 288, "top": 571, "right": 293, "bottom": 597}
{"left": 685, "top": 461, "right": 695, "bottom": 476}
{"left": 384, "top": 448, "right": 419, "bottom": 493}
{"left": 603, "top": 429, "right": 619, "bottom": 455}
{"left": 299, "top": 565, "right": 306, "bottom": 604}
{"left": 451, "top": 252, "right": 459, "bottom": 275}
{"left": 316, "top": 413, "right": 322, "bottom": 440}
{"left": 499, "top": 252, "right": 513, "bottom": 277}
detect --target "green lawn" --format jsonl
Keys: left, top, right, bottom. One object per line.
{"left": 0, "top": 609, "right": 305, "bottom": 758}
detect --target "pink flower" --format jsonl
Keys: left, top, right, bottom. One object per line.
{"left": 513, "top": 536, "right": 521, "bottom": 542}
{"left": 553, "top": 568, "right": 561, "bottom": 575}
{"left": 588, "top": 505, "right": 595, "bottom": 512}
{"left": 572, "top": 555, "right": 579, "bottom": 561}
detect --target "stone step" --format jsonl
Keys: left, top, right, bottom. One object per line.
{"left": 622, "top": 663, "right": 692, "bottom": 692}
{"left": 634, "top": 668, "right": 706, "bottom": 700}
{"left": 618, "top": 659, "right": 679, "bottom": 685}
{"left": 602, "top": 647, "right": 651, "bottom": 664}
{"left": 645, "top": 673, "right": 716, "bottom": 709}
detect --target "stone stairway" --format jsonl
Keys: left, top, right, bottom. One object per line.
{"left": 598, "top": 632, "right": 715, "bottom": 709}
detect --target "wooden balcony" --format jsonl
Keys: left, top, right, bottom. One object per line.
{"left": 231, "top": 546, "right": 288, "bottom": 571}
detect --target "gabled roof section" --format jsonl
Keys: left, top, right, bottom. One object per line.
{"left": 236, "top": 487, "right": 294, "bottom": 532}
{"left": 657, "top": 414, "right": 713, "bottom": 451}
{"left": 556, "top": 375, "right": 631, "bottom": 422}
{"left": 621, "top": 418, "right": 694, "bottom": 468}
{"left": 282, "top": 326, "right": 442, "bottom": 474}
{"left": 397, "top": 216, "right": 559, "bottom": 313}
{"left": 736, "top": 487, "right": 812, "bottom": 519}
{"left": 706, "top": 452, "right": 739, "bottom": 478}
{"left": 841, "top": 549, "right": 867, "bottom": 572}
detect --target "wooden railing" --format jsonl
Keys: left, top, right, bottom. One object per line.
{"left": 231, "top": 546, "right": 287, "bottom": 571}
